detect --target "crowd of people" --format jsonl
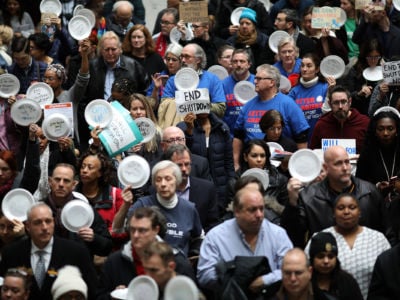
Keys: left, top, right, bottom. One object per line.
{"left": 0, "top": 0, "right": 399, "bottom": 299}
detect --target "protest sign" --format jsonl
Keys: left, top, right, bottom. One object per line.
{"left": 175, "top": 88, "right": 211, "bottom": 115}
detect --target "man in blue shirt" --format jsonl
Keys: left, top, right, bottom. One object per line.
{"left": 197, "top": 176, "right": 293, "bottom": 295}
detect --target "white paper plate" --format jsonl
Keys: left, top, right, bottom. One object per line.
{"left": 2, "top": 189, "right": 35, "bottom": 222}
{"left": 61, "top": 200, "right": 94, "bottom": 233}
{"left": 75, "top": 8, "right": 96, "bottom": 29}
{"left": 394, "top": 0, "right": 400, "bottom": 11}
{"left": 267, "top": 141, "right": 284, "bottom": 152}
{"left": 234, "top": 81, "right": 257, "bottom": 104}
{"left": 338, "top": 8, "right": 347, "bottom": 27}
{"left": 68, "top": 15, "right": 92, "bottom": 41}
{"left": 135, "top": 117, "right": 156, "bottom": 143}
{"left": 0, "top": 74, "right": 20, "bottom": 98}
{"left": 40, "top": 0, "right": 62, "bottom": 16}
{"left": 169, "top": 26, "right": 193, "bottom": 44}
{"left": 73, "top": 4, "right": 84, "bottom": 16}
{"left": 288, "top": 149, "right": 322, "bottom": 183}
{"left": 230, "top": 7, "right": 245, "bottom": 25}
{"left": 363, "top": 66, "right": 383, "bottom": 82}
{"left": 0, "top": 277, "right": 3, "bottom": 286}
{"left": 127, "top": 275, "right": 159, "bottom": 300}
{"left": 84, "top": 99, "right": 113, "bottom": 128}
{"left": 174, "top": 67, "right": 199, "bottom": 91}
{"left": 111, "top": 288, "right": 128, "bottom": 300}
{"left": 164, "top": 276, "right": 198, "bottom": 300}
{"left": 373, "top": 106, "right": 400, "bottom": 118}
{"left": 320, "top": 55, "right": 346, "bottom": 79}
{"left": 42, "top": 113, "right": 72, "bottom": 142}
{"left": 10, "top": 98, "right": 42, "bottom": 126}
{"left": 26, "top": 82, "right": 54, "bottom": 109}
{"left": 279, "top": 75, "right": 291, "bottom": 92}
{"left": 241, "top": 168, "right": 270, "bottom": 190}
{"left": 207, "top": 65, "right": 229, "bottom": 80}
{"left": 118, "top": 155, "right": 150, "bottom": 188}
{"left": 268, "top": 30, "right": 290, "bottom": 53}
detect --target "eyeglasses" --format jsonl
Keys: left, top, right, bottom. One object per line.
{"left": 191, "top": 24, "right": 204, "bottom": 29}
{"left": 254, "top": 77, "right": 273, "bottom": 81}
{"left": 366, "top": 56, "right": 381, "bottom": 60}
{"left": 330, "top": 99, "right": 349, "bottom": 106}
{"left": 180, "top": 54, "right": 194, "bottom": 60}
{"left": 162, "top": 137, "right": 185, "bottom": 144}
{"left": 160, "top": 20, "right": 175, "bottom": 26}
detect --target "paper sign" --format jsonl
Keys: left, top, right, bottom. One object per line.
{"left": 175, "top": 88, "right": 211, "bottom": 115}
{"left": 179, "top": 1, "right": 208, "bottom": 23}
{"left": 383, "top": 61, "right": 400, "bottom": 85}
{"left": 355, "top": 0, "right": 370, "bottom": 9}
{"left": 98, "top": 101, "right": 143, "bottom": 157}
{"left": 44, "top": 102, "right": 74, "bottom": 137}
{"left": 321, "top": 139, "right": 356, "bottom": 155}
{"left": 312, "top": 7, "right": 342, "bottom": 29}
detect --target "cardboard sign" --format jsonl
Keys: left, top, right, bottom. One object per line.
{"left": 179, "top": 1, "right": 208, "bottom": 23}
{"left": 355, "top": 0, "right": 371, "bottom": 9}
{"left": 175, "top": 88, "right": 211, "bottom": 115}
{"left": 98, "top": 101, "right": 143, "bottom": 157}
{"left": 44, "top": 102, "right": 74, "bottom": 137}
{"left": 383, "top": 61, "right": 400, "bottom": 85}
{"left": 322, "top": 139, "right": 356, "bottom": 155}
{"left": 312, "top": 7, "right": 342, "bottom": 29}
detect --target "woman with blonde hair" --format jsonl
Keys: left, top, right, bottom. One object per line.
{"left": 0, "top": 25, "right": 13, "bottom": 71}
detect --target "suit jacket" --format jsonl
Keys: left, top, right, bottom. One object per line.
{"left": 0, "top": 237, "right": 98, "bottom": 300}
{"left": 189, "top": 176, "right": 219, "bottom": 232}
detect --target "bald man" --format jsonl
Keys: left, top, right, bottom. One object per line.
{"left": 281, "top": 146, "right": 384, "bottom": 247}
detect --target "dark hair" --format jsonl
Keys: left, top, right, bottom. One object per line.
{"left": 77, "top": 152, "right": 115, "bottom": 187}
{"left": 163, "top": 143, "right": 191, "bottom": 161}
{"left": 231, "top": 48, "right": 253, "bottom": 64}
{"left": 333, "top": 193, "right": 359, "bottom": 208}
{"left": 128, "top": 206, "right": 167, "bottom": 238}
{"left": 280, "top": 9, "right": 299, "bottom": 28}
{"left": 4, "top": 267, "right": 32, "bottom": 291}
{"left": 328, "top": 85, "right": 351, "bottom": 101}
{"left": 0, "top": 150, "right": 17, "bottom": 174}
{"left": 50, "top": 163, "right": 76, "bottom": 177}
{"left": 162, "top": 8, "right": 179, "bottom": 24}
{"left": 11, "top": 36, "right": 29, "bottom": 54}
{"left": 356, "top": 39, "right": 383, "bottom": 74}
{"left": 301, "top": 52, "right": 325, "bottom": 82}
{"left": 4, "top": 0, "right": 25, "bottom": 25}
{"left": 243, "top": 139, "right": 272, "bottom": 170}
{"left": 217, "top": 44, "right": 234, "bottom": 59}
{"left": 233, "top": 176, "right": 263, "bottom": 210}
{"left": 364, "top": 110, "right": 400, "bottom": 148}
{"left": 28, "top": 33, "right": 52, "bottom": 54}
{"left": 122, "top": 24, "right": 155, "bottom": 55}
{"left": 259, "top": 109, "right": 285, "bottom": 133}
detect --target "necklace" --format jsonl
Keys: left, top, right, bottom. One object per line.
{"left": 379, "top": 144, "right": 398, "bottom": 181}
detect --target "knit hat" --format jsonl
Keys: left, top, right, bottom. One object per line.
{"left": 51, "top": 265, "right": 88, "bottom": 300}
{"left": 309, "top": 232, "right": 338, "bottom": 261}
{"left": 239, "top": 8, "right": 257, "bottom": 24}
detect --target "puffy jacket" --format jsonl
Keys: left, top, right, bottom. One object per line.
{"left": 177, "top": 113, "right": 235, "bottom": 211}
{"left": 281, "top": 176, "right": 384, "bottom": 247}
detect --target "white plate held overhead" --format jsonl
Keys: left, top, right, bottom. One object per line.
{"left": 134, "top": 117, "right": 156, "bottom": 143}
{"left": 169, "top": 26, "right": 193, "bottom": 44}
{"left": 268, "top": 30, "right": 290, "bottom": 53}
{"left": 230, "top": 7, "right": 245, "bottom": 25}
{"left": 10, "top": 99, "right": 42, "bottom": 126}
{"left": 207, "top": 65, "right": 229, "bottom": 80}
{"left": 174, "top": 67, "right": 199, "bottom": 91}
{"left": 0, "top": 74, "right": 20, "bottom": 98}
{"left": 118, "top": 155, "right": 150, "bottom": 188}
{"left": 2, "top": 189, "right": 35, "bottom": 222}
{"left": 75, "top": 8, "right": 96, "bottom": 29}
{"left": 320, "top": 55, "right": 346, "bottom": 79}
{"left": 241, "top": 168, "right": 269, "bottom": 190}
{"left": 68, "top": 15, "right": 92, "bottom": 41}
{"left": 61, "top": 200, "right": 94, "bottom": 233}
{"left": 234, "top": 81, "right": 257, "bottom": 104}
{"left": 164, "top": 276, "right": 198, "bottom": 300}
{"left": 40, "top": 0, "right": 62, "bottom": 16}
{"left": 288, "top": 149, "right": 322, "bottom": 183}
{"left": 394, "top": 0, "right": 400, "bottom": 11}
{"left": 73, "top": 4, "right": 84, "bottom": 16}
{"left": 26, "top": 82, "right": 54, "bottom": 108}
{"left": 111, "top": 288, "right": 128, "bottom": 300}
{"left": 127, "top": 275, "right": 159, "bottom": 300}
{"left": 363, "top": 66, "right": 383, "bottom": 82}
{"left": 84, "top": 99, "right": 113, "bottom": 128}
{"left": 42, "top": 113, "right": 72, "bottom": 142}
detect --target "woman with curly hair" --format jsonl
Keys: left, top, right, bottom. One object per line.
{"left": 122, "top": 24, "right": 165, "bottom": 78}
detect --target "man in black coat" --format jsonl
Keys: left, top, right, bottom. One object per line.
{"left": 0, "top": 203, "right": 98, "bottom": 300}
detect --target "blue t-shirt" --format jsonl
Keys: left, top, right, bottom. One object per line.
{"left": 222, "top": 74, "right": 255, "bottom": 136}
{"left": 273, "top": 58, "right": 302, "bottom": 78}
{"left": 162, "top": 70, "right": 226, "bottom": 103}
{"left": 234, "top": 92, "right": 310, "bottom": 143}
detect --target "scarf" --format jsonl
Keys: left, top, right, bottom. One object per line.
{"left": 156, "top": 193, "right": 178, "bottom": 209}
{"left": 236, "top": 30, "right": 257, "bottom": 46}
{"left": 155, "top": 34, "right": 168, "bottom": 57}
{"left": 300, "top": 76, "right": 319, "bottom": 88}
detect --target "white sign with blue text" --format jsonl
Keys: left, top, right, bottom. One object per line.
{"left": 322, "top": 139, "right": 356, "bottom": 155}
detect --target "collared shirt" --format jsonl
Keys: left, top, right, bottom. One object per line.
{"left": 197, "top": 219, "right": 293, "bottom": 289}
{"left": 176, "top": 178, "right": 190, "bottom": 202}
{"left": 31, "top": 237, "right": 54, "bottom": 271}
{"left": 104, "top": 57, "right": 121, "bottom": 99}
